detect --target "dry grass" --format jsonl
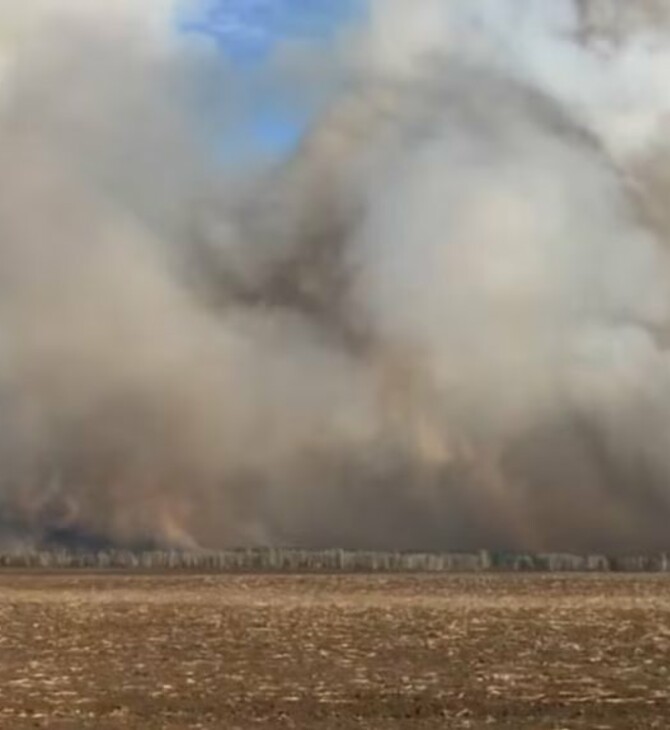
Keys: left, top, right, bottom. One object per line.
{"left": 0, "top": 573, "right": 669, "bottom": 728}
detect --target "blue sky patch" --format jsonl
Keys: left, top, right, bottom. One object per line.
{"left": 177, "top": 0, "right": 365, "bottom": 163}
{"left": 179, "top": 0, "right": 364, "bottom": 64}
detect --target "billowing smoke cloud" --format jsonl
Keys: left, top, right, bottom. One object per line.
{"left": 1, "top": 0, "right": 670, "bottom": 552}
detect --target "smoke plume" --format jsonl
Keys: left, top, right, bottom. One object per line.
{"left": 1, "top": 0, "right": 670, "bottom": 552}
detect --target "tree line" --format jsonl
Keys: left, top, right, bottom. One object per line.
{"left": 0, "top": 548, "right": 668, "bottom": 572}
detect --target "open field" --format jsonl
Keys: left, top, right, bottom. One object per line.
{"left": 0, "top": 573, "right": 669, "bottom": 729}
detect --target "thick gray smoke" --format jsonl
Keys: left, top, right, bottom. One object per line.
{"left": 1, "top": 0, "right": 670, "bottom": 551}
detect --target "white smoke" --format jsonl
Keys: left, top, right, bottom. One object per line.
{"left": 0, "top": 0, "right": 670, "bottom": 552}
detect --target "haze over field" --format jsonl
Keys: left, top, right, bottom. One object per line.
{"left": 1, "top": 0, "right": 670, "bottom": 552}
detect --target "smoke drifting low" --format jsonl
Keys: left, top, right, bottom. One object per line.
{"left": 1, "top": 0, "right": 670, "bottom": 552}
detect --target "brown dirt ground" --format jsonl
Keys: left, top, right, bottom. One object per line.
{"left": 0, "top": 572, "right": 669, "bottom": 729}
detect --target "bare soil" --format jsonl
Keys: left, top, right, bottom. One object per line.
{"left": 0, "top": 572, "right": 668, "bottom": 728}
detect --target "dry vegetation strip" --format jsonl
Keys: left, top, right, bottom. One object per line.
{"left": 0, "top": 548, "right": 667, "bottom": 572}
{"left": 0, "top": 573, "right": 669, "bottom": 729}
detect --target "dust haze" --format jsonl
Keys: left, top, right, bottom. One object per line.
{"left": 1, "top": 0, "right": 670, "bottom": 552}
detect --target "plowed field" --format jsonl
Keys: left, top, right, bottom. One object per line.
{"left": 0, "top": 573, "right": 668, "bottom": 728}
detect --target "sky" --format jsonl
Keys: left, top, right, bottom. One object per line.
{"left": 178, "top": 0, "right": 364, "bottom": 160}
{"left": 179, "top": 0, "right": 362, "bottom": 62}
